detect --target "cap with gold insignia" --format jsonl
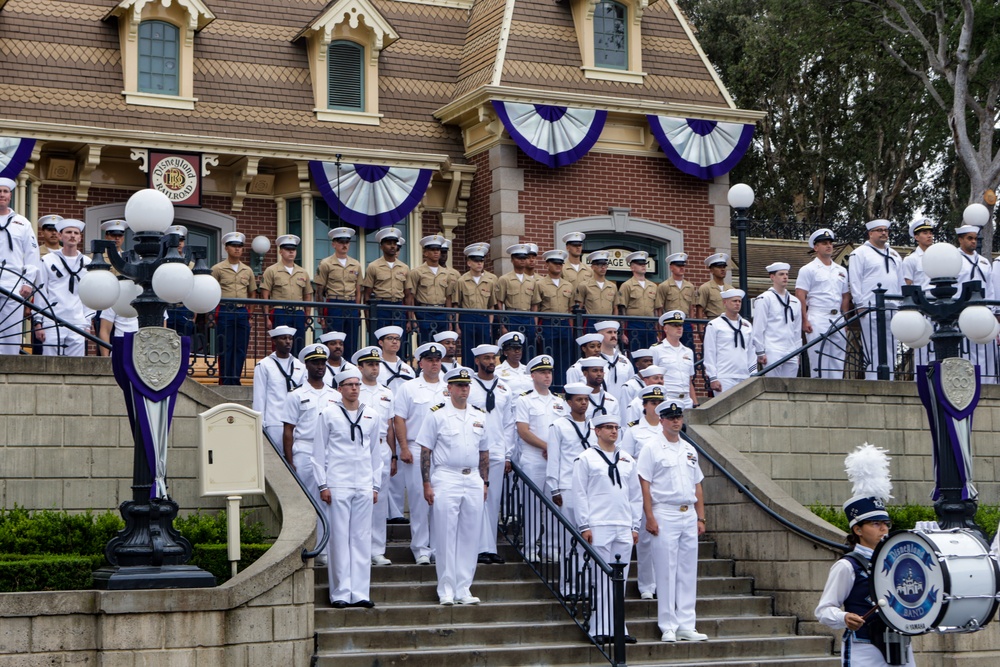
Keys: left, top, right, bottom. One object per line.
{"left": 543, "top": 249, "right": 567, "bottom": 263}
{"left": 528, "top": 354, "right": 554, "bottom": 372}
{"left": 319, "top": 331, "right": 347, "bottom": 344}
{"left": 631, "top": 348, "right": 653, "bottom": 360}
{"left": 666, "top": 252, "right": 688, "bottom": 265}
{"left": 464, "top": 243, "right": 490, "bottom": 259}
{"left": 639, "top": 365, "right": 664, "bottom": 378}
{"left": 38, "top": 215, "right": 63, "bottom": 230}
{"left": 704, "top": 253, "right": 730, "bottom": 268}
{"left": 472, "top": 343, "right": 500, "bottom": 357}
{"left": 433, "top": 331, "right": 459, "bottom": 343}
{"left": 809, "top": 228, "right": 835, "bottom": 248}
{"left": 328, "top": 227, "right": 355, "bottom": 241}
{"left": 165, "top": 225, "right": 187, "bottom": 238}
{"left": 625, "top": 251, "right": 649, "bottom": 264}
{"left": 640, "top": 384, "right": 666, "bottom": 400}
{"left": 100, "top": 219, "right": 127, "bottom": 235}
{"left": 594, "top": 320, "right": 619, "bottom": 332}
{"left": 268, "top": 325, "right": 297, "bottom": 338}
{"left": 909, "top": 217, "right": 936, "bottom": 239}
{"left": 591, "top": 414, "right": 619, "bottom": 428}
{"left": 563, "top": 383, "right": 591, "bottom": 395}
{"left": 375, "top": 228, "right": 402, "bottom": 243}
{"left": 659, "top": 310, "right": 685, "bottom": 326}
{"left": 222, "top": 231, "right": 246, "bottom": 246}
{"left": 765, "top": 262, "right": 790, "bottom": 273}
{"left": 335, "top": 367, "right": 363, "bottom": 384}
{"left": 721, "top": 288, "right": 746, "bottom": 299}
{"left": 498, "top": 331, "right": 524, "bottom": 348}
{"left": 865, "top": 219, "right": 891, "bottom": 232}
{"left": 562, "top": 231, "right": 586, "bottom": 244}
{"left": 351, "top": 346, "right": 382, "bottom": 365}
{"left": 374, "top": 325, "right": 403, "bottom": 340}
{"left": 506, "top": 243, "right": 530, "bottom": 257}
{"left": 576, "top": 333, "right": 603, "bottom": 346}
{"left": 420, "top": 235, "right": 445, "bottom": 249}
{"left": 656, "top": 401, "right": 684, "bottom": 418}
{"left": 56, "top": 219, "right": 85, "bottom": 233}
{"left": 415, "top": 342, "right": 446, "bottom": 359}
{"left": 298, "top": 343, "right": 330, "bottom": 363}
{"left": 445, "top": 367, "right": 473, "bottom": 384}
{"left": 588, "top": 250, "right": 610, "bottom": 264}
{"left": 277, "top": 234, "right": 301, "bottom": 248}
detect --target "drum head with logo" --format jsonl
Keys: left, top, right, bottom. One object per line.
{"left": 871, "top": 530, "right": 944, "bottom": 634}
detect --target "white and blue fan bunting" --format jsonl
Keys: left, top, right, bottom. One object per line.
{"left": 0, "top": 137, "right": 35, "bottom": 181}
{"left": 646, "top": 116, "right": 754, "bottom": 180}
{"left": 492, "top": 101, "right": 607, "bottom": 169}
{"left": 310, "top": 161, "right": 433, "bottom": 229}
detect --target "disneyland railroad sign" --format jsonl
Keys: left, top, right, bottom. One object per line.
{"left": 149, "top": 152, "right": 201, "bottom": 207}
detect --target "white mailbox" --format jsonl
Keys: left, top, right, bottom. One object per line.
{"left": 198, "top": 403, "right": 266, "bottom": 497}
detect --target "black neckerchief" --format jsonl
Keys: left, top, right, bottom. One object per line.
{"left": 567, "top": 417, "right": 591, "bottom": 449}
{"left": 473, "top": 376, "right": 498, "bottom": 412}
{"left": 380, "top": 359, "right": 412, "bottom": 388}
{"left": 594, "top": 447, "right": 622, "bottom": 488}
{"left": 589, "top": 391, "right": 608, "bottom": 416}
{"left": 770, "top": 288, "right": 794, "bottom": 323}
{"left": 0, "top": 213, "right": 13, "bottom": 252}
{"left": 868, "top": 242, "right": 895, "bottom": 272}
{"left": 600, "top": 352, "right": 620, "bottom": 384}
{"left": 326, "top": 362, "right": 343, "bottom": 388}
{"left": 720, "top": 316, "right": 746, "bottom": 349}
{"left": 271, "top": 355, "right": 300, "bottom": 392}
{"left": 339, "top": 405, "right": 365, "bottom": 443}
{"left": 962, "top": 253, "right": 987, "bottom": 284}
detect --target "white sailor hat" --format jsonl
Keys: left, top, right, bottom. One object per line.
{"left": 374, "top": 325, "right": 404, "bottom": 340}
{"left": 298, "top": 343, "right": 330, "bottom": 363}
{"left": 665, "top": 252, "right": 688, "bottom": 265}
{"left": 543, "top": 249, "right": 568, "bottom": 263}
{"left": 55, "top": 219, "right": 85, "bottom": 233}
{"left": 444, "top": 366, "right": 473, "bottom": 384}
{"left": 576, "top": 333, "right": 603, "bottom": 346}
{"left": 526, "top": 243, "right": 539, "bottom": 255}
{"left": 562, "top": 231, "right": 586, "bottom": 244}
{"left": 593, "top": 320, "right": 620, "bottom": 332}
{"left": 765, "top": 262, "right": 790, "bottom": 273}
{"left": 631, "top": 348, "right": 653, "bottom": 360}
{"left": 659, "top": 310, "right": 685, "bottom": 326}
{"left": 375, "top": 227, "right": 402, "bottom": 243}
{"left": 528, "top": 354, "right": 554, "bottom": 372}
{"left": 165, "top": 225, "right": 187, "bottom": 238}
{"left": 865, "top": 219, "right": 891, "bottom": 231}
{"left": 420, "top": 234, "right": 446, "bottom": 249}
{"left": 498, "top": 331, "right": 525, "bottom": 348}
{"left": 0, "top": 177, "right": 15, "bottom": 190}
{"left": 328, "top": 227, "right": 355, "bottom": 241}
{"left": 335, "top": 367, "right": 363, "bottom": 384}
{"left": 639, "top": 365, "right": 665, "bottom": 378}
{"left": 101, "top": 219, "right": 127, "bottom": 234}
{"left": 351, "top": 346, "right": 382, "bottom": 365}
{"left": 276, "top": 234, "right": 301, "bottom": 248}
{"left": 506, "top": 243, "right": 530, "bottom": 257}
{"left": 640, "top": 384, "right": 667, "bottom": 400}
{"left": 464, "top": 243, "right": 489, "bottom": 259}
{"left": 721, "top": 288, "right": 746, "bottom": 299}
{"left": 656, "top": 401, "right": 684, "bottom": 418}
{"left": 433, "top": 330, "right": 459, "bottom": 343}
{"left": 809, "top": 228, "right": 835, "bottom": 248}
{"left": 563, "top": 382, "right": 592, "bottom": 396}
{"left": 415, "top": 342, "right": 446, "bottom": 359}
{"left": 955, "top": 224, "right": 981, "bottom": 236}
{"left": 471, "top": 343, "right": 500, "bottom": 357}
{"left": 38, "top": 215, "right": 63, "bottom": 229}
{"left": 222, "top": 232, "right": 246, "bottom": 246}
{"left": 704, "top": 253, "right": 730, "bottom": 268}
{"left": 268, "top": 325, "right": 297, "bottom": 338}
{"left": 909, "top": 217, "right": 936, "bottom": 238}
{"left": 319, "top": 331, "right": 347, "bottom": 344}
{"left": 625, "top": 251, "right": 649, "bottom": 264}
{"left": 588, "top": 250, "right": 610, "bottom": 264}
{"left": 591, "top": 414, "right": 619, "bottom": 428}
{"left": 579, "top": 357, "right": 605, "bottom": 369}
{"left": 441, "top": 238, "right": 452, "bottom": 250}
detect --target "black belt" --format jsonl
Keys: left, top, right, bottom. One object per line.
{"left": 416, "top": 302, "right": 446, "bottom": 307}
{"left": 371, "top": 298, "right": 403, "bottom": 304}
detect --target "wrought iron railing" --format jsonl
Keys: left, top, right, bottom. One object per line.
{"left": 261, "top": 429, "right": 330, "bottom": 562}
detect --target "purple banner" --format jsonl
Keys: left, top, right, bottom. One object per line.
{"left": 0, "top": 137, "right": 35, "bottom": 181}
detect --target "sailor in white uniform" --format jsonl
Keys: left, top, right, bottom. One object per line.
{"left": 594, "top": 321, "right": 634, "bottom": 401}
{"left": 955, "top": 222, "right": 996, "bottom": 382}
{"left": 253, "top": 325, "right": 306, "bottom": 446}
{"left": 650, "top": 310, "right": 698, "bottom": 410}
{"left": 495, "top": 331, "right": 533, "bottom": 394}
{"left": 0, "top": 176, "right": 43, "bottom": 355}
{"left": 319, "top": 330, "right": 357, "bottom": 387}
{"left": 579, "top": 356, "right": 621, "bottom": 421}
{"left": 618, "top": 348, "right": 654, "bottom": 409}
{"left": 34, "top": 218, "right": 93, "bottom": 356}
{"left": 848, "top": 220, "right": 904, "bottom": 380}
{"left": 623, "top": 365, "right": 665, "bottom": 425}
{"left": 901, "top": 218, "right": 936, "bottom": 369}
{"left": 374, "top": 325, "right": 414, "bottom": 523}
{"left": 752, "top": 262, "right": 803, "bottom": 378}
{"left": 796, "top": 228, "right": 851, "bottom": 378}
{"left": 564, "top": 332, "right": 604, "bottom": 386}
{"left": 703, "top": 290, "right": 756, "bottom": 393}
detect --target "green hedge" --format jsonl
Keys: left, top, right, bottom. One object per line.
{"left": 809, "top": 503, "right": 1000, "bottom": 542}
{"left": 0, "top": 507, "right": 124, "bottom": 556}
{"left": 190, "top": 543, "right": 273, "bottom": 584}
{"left": 0, "top": 554, "right": 105, "bottom": 592}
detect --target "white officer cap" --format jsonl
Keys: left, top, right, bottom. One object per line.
{"left": 498, "top": 331, "right": 525, "bottom": 348}
{"left": 562, "top": 231, "right": 586, "bottom": 244}
{"left": 506, "top": 243, "right": 530, "bottom": 257}
{"left": 268, "top": 325, "right": 297, "bottom": 338}
{"left": 640, "top": 384, "right": 667, "bottom": 400}
{"left": 575, "top": 333, "right": 603, "bottom": 346}
{"left": 808, "top": 228, "right": 835, "bottom": 248}
{"left": 594, "top": 320, "right": 620, "bottom": 332}
{"left": 579, "top": 357, "right": 605, "bottom": 369}
{"left": 276, "top": 234, "right": 301, "bottom": 248}
{"left": 908, "top": 217, "right": 935, "bottom": 239}
{"left": 563, "top": 382, "right": 591, "bottom": 396}
{"left": 631, "top": 348, "right": 653, "bottom": 360}
{"left": 374, "top": 325, "right": 404, "bottom": 340}
{"left": 528, "top": 354, "right": 554, "bottom": 372}
{"left": 319, "top": 331, "right": 347, "bottom": 343}
{"left": 222, "top": 232, "right": 246, "bottom": 245}
{"left": 298, "top": 343, "right": 330, "bottom": 363}
{"left": 955, "top": 224, "right": 981, "bottom": 236}
{"left": 55, "top": 219, "right": 85, "bottom": 233}
{"left": 351, "top": 346, "right": 382, "bottom": 365}
{"left": 591, "top": 414, "right": 619, "bottom": 428}
{"left": 0, "top": 177, "right": 15, "bottom": 190}
{"left": 526, "top": 243, "right": 539, "bottom": 255}
{"left": 659, "top": 310, "right": 686, "bottom": 326}
{"left": 625, "top": 251, "right": 649, "bottom": 264}
{"left": 656, "top": 401, "right": 684, "bottom": 417}
{"left": 328, "top": 227, "right": 355, "bottom": 241}
{"left": 464, "top": 243, "right": 490, "bottom": 259}
{"left": 101, "top": 219, "right": 128, "bottom": 234}
{"left": 433, "top": 331, "right": 459, "bottom": 343}
{"left": 335, "top": 367, "right": 363, "bottom": 384}
{"left": 766, "top": 262, "right": 790, "bottom": 273}
{"left": 38, "top": 215, "right": 63, "bottom": 229}
{"left": 375, "top": 227, "right": 402, "bottom": 243}
{"left": 444, "top": 366, "right": 473, "bottom": 384}
{"left": 165, "top": 225, "right": 187, "bottom": 238}
{"left": 543, "top": 249, "right": 567, "bottom": 263}
{"left": 665, "top": 252, "right": 688, "bottom": 265}
{"left": 472, "top": 344, "right": 500, "bottom": 357}
{"left": 420, "top": 235, "right": 445, "bottom": 249}
{"left": 704, "top": 253, "right": 730, "bottom": 268}
{"left": 639, "top": 365, "right": 664, "bottom": 378}
{"left": 865, "top": 219, "right": 891, "bottom": 232}
{"left": 441, "top": 238, "right": 452, "bottom": 250}
{"left": 588, "top": 250, "right": 610, "bottom": 264}
{"left": 415, "top": 342, "right": 446, "bottom": 359}
{"left": 721, "top": 288, "right": 746, "bottom": 299}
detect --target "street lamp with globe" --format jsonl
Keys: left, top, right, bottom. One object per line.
{"left": 728, "top": 183, "right": 755, "bottom": 318}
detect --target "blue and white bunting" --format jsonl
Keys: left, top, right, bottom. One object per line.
{"left": 647, "top": 116, "right": 754, "bottom": 180}
{"left": 310, "top": 161, "right": 433, "bottom": 229}
{"left": 0, "top": 137, "right": 36, "bottom": 181}
{"left": 492, "top": 101, "right": 607, "bottom": 169}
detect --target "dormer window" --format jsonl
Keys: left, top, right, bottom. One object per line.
{"left": 571, "top": 0, "right": 649, "bottom": 84}
{"left": 594, "top": 1, "right": 627, "bottom": 70}
{"left": 138, "top": 21, "right": 180, "bottom": 95}
{"left": 328, "top": 41, "right": 365, "bottom": 112}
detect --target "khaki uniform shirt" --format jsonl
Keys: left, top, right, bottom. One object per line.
{"left": 564, "top": 263, "right": 594, "bottom": 289}
{"left": 362, "top": 257, "right": 408, "bottom": 301}
{"left": 574, "top": 279, "right": 617, "bottom": 315}
{"left": 615, "top": 277, "right": 658, "bottom": 316}
{"left": 406, "top": 263, "right": 450, "bottom": 305}
{"left": 695, "top": 280, "right": 733, "bottom": 319}
{"left": 261, "top": 263, "right": 313, "bottom": 301}
{"left": 532, "top": 276, "right": 575, "bottom": 313}
{"left": 39, "top": 245, "right": 59, "bottom": 258}
{"left": 315, "top": 255, "right": 361, "bottom": 300}
{"left": 442, "top": 266, "right": 461, "bottom": 296}
{"left": 211, "top": 260, "right": 257, "bottom": 299}
{"left": 495, "top": 272, "right": 537, "bottom": 312}
{"left": 654, "top": 279, "right": 696, "bottom": 314}
{"left": 449, "top": 271, "right": 498, "bottom": 310}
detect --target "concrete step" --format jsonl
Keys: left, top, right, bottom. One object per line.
{"left": 381, "top": 539, "right": 716, "bottom": 563}
{"left": 624, "top": 658, "right": 841, "bottom": 667}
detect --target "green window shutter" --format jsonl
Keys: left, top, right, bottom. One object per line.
{"left": 328, "top": 41, "right": 364, "bottom": 111}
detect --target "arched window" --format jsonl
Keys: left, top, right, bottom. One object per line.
{"left": 594, "top": 1, "right": 627, "bottom": 70}
{"left": 328, "top": 41, "right": 364, "bottom": 111}
{"left": 138, "top": 20, "right": 180, "bottom": 95}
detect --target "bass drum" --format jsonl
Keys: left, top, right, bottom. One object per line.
{"left": 871, "top": 529, "right": 1000, "bottom": 635}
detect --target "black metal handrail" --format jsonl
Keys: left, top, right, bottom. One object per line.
{"left": 0, "top": 274, "right": 111, "bottom": 352}
{"left": 501, "top": 460, "right": 628, "bottom": 666}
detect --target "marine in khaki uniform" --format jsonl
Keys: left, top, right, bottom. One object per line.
{"left": 316, "top": 226, "right": 362, "bottom": 353}
{"left": 574, "top": 250, "right": 616, "bottom": 316}
{"left": 406, "top": 234, "right": 451, "bottom": 342}
{"left": 439, "top": 238, "right": 463, "bottom": 296}
{"left": 494, "top": 243, "right": 538, "bottom": 354}
{"left": 362, "top": 227, "right": 409, "bottom": 344}
{"left": 615, "top": 251, "right": 658, "bottom": 348}
{"left": 37, "top": 215, "right": 62, "bottom": 257}
{"left": 562, "top": 231, "right": 594, "bottom": 289}
{"left": 693, "top": 253, "right": 733, "bottom": 320}
{"left": 211, "top": 232, "right": 257, "bottom": 385}
{"left": 260, "top": 234, "right": 313, "bottom": 355}
{"left": 532, "top": 249, "right": 575, "bottom": 375}
{"left": 654, "top": 253, "right": 696, "bottom": 317}
{"left": 448, "top": 242, "right": 497, "bottom": 364}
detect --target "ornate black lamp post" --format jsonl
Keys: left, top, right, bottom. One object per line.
{"left": 728, "top": 183, "right": 754, "bottom": 319}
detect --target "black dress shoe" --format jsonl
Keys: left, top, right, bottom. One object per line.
{"left": 593, "top": 635, "right": 611, "bottom": 643}
{"left": 489, "top": 553, "right": 505, "bottom": 564}
{"left": 624, "top": 635, "right": 638, "bottom": 644}
{"left": 352, "top": 600, "right": 375, "bottom": 608}
{"left": 477, "top": 552, "right": 493, "bottom": 564}
{"left": 386, "top": 517, "right": 410, "bottom": 525}
{"left": 331, "top": 600, "right": 349, "bottom": 609}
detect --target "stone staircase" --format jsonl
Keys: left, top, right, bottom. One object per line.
{"left": 313, "top": 525, "right": 839, "bottom": 666}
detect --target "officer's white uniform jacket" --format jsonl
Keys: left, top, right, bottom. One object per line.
{"left": 280, "top": 383, "right": 341, "bottom": 456}
{"left": 468, "top": 375, "right": 515, "bottom": 463}
{"left": 514, "top": 389, "right": 567, "bottom": 465}
{"left": 546, "top": 415, "right": 592, "bottom": 498}
{"left": 496, "top": 361, "right": 532, "bottom": 394}
{"left": 703, "top": 315, "right": 756, "bottom": 383}
{"left": 415, "top": 401, "right": 489, "bottom": 470}
{"left": 312, "top": 402, "right": 383, "bottom": 491}
{"left": 635, "top": 434, "right": 704, "bottom": 508}
{"left": 37, "top": 250, "right": 94, "bottom": 329}
{"left": 848, "top": 242, "right": 904, "bottom": 307}
{"left": 358, "top": 381, "right": 394, "bottom": 444}
{"left": 651, "top": 341, "right": 696, "bottom": 395}
{"left": 585, "top": 390, "right": 620, "bottom": 421}
{"left": 620, "top": 418, "right": 662, "bottom": 460}
{"left": 0, "top": 211, "right": 42, "bottom": 288}
{"left": 253, "top": 354, "right": 306, "bottom": 428}
{"left": 751, "top": 288, "right": 803, "bottom": 360}
{"left": 393, "top": 375, "right": 448, "bottom": 444}
{"left": 572, "top": 446, "right": 642, "bottom": 532}
{"left": 797, "top": 258, "right": 849, "bottom": 317}
{"left": 902, "top": 247, "right": 931, "bottom": 292}
{"left": 323, "top": 360, "right": 358, "bottom": 388}
{"left": 377, "top": 357, "right": 415, "bottom": 392}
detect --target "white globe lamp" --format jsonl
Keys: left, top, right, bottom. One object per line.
{"left": 77, "top": 270, "right": 121, "bottom": 311}
{"left": 251, "top": 235, "right": 271, "bottom": 255}
{"left": 908, "top": 317, "right": 934, "bottom": 349}
{"left": 124, "top": 189, "right": 174, "bottom": 234}
{"left": 183, "top": 274, "right": 223, "bottom": 314}
{"left": 151, "top": 262, "right": 194, "bottom": 303}
{"left": 958, "top": 305, "right": 997, "bottom": 340}
{"left": 112, "top": 280, "right": 141, "bottom": 318}
{"left": 921, "top": 243, "right": 963, "bottom": 281}
{"left": 728, "top": 183, "right": 755, "bottom": 209}
{"left": 891, "top": 309, "right": 930, "bottom": 347}
{"left": 969, "top": 319, "right": 1000, "bottom": 346}
{"left": 963, "top": 203, "right": 990, "bottom": 228}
